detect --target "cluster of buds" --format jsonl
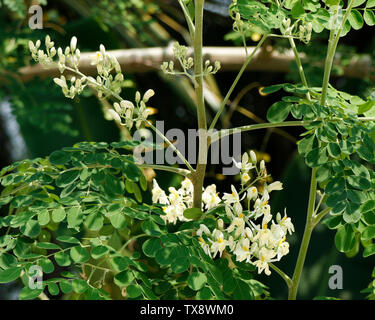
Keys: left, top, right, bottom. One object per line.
{"left": 53, "top": 75, "right": 87, "bottom": 99}
{"left": 282, "top": 18, "right": 313, "bottom": 43}
{"left": 161, "top": 42, "right": 221, "bottom": 78}
{"left": 29, "top": 36, "right": 126, "bottom": 100}
{"left": 29, "top": 36, "right": 81, "bottom": 73}
{"left": 152, "top": 151, "right": 294, "bottom": 276}
{"left": 231, "top": 11, "right": 246, "bottom": 34}
{"left": 204, "top": 60, "right": 221, "bottom": 75}
{"left": 229, "top": 0, "right": 253, "bottom": 41}
{"left": 298, "top": 23, "right": 313, "bottom": 43}
{"left": 161, "top": 42, "right": 193, "bottom": 74}
{"left": 89, "top": 44, "right": 124, "bottom": 98}
{"left": 107, "top": 89, "right": 154, "bottom": 130}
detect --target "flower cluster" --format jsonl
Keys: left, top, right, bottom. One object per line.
{"left": 29, "top": 35, "right": 154, "bottom": 129}
{"left": 161, "top": 42, "right": 220, "bottom": 78}
{"left": 152, "top": 178, "right": 221, "bottom": 225}
{"left": 152, "top": 151, "right": 294, "bottom": 276}
{"left": 109, "top": 89, "right": 154, "bottom": 130}
{"left": 282, "top": 18, "right": 313, "bottom": 43}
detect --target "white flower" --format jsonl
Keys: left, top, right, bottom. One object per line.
{"left": 277, "top": 212, "right": 295, "bottom": 235}
{"left": 233, "top": 201, "right": 243, "bottom": 216}
{"left": 180, "top": 177, "right": 194, "bottom": 196}
{"left": 245, "top": 227, "right": 253, "bottom": 240}
{"left": 261, "top": 211, "right": 272, "bottom": 229}
{"left": 209, "top": 229, "right": 228, "bottom": 258}
{"left": 260, "top": 160, "right": 265, "bottom": 172}
{"left": 247, "top": 186, "right": 258, "bottom": 201}
{"left": 152, "top": 179, "right": 169, "bottom": 205}
{"left": 271, "top": 223, "right": 285, "bottom": 240}
{"left": 202, "top": 184, "right": 221, "bottom": 210}
{"left": 168, "top": 187, "right": 183, "bottom": 206}
{"left": 276, "top": 241, "right": 289, "bottom": 261}
{"left": 91, "top": 51, "right": 103, "bottom": 65}
{"left": 241, "top": 172, "right": 251, "bottom": 184}
{"left": 197, "top": 224, "right": 211, "bottom": 237}
{"left": 227, "top": 217, "right": 245, "bottom": 236}
{"left": 227, "top": 236, "right": 236, "bottom": 251}
{"left": 253, "top": 190, "right": 270, "bottom": 219}
{"left": 234, "top": 238, "right": 252, "bottom": 263}
{"left": 253, "top": 247, "right": 276, "bottom": 276}
{"left": 266, "top": 181, "right": 283, "bottom": 193}
{"left": 233, "top": 152, "right": 255, "bottom": 173}
{"left": 253, "top": 227, "right": 273, "bottom": 248}
{"left": 222, "top": 185, "right": 244, "bottom": 205}
{"left": 161, "top": 205, "right": 179, "bottom": 225}
{"left": 198, "top": 236, "right": 212, "bottom": 257}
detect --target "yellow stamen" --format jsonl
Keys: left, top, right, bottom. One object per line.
{"left": 217, "top": 237, "right": 223, "bottom": 243}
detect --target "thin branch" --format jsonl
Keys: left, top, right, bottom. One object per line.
{"left": 137, "top": 163, "right": 192, "bottom": 178}
{"left": 211, "top": 117, "right": 375, "bottom": 143}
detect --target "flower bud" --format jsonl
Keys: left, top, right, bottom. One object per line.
{"left": 108, "top": 109, "right": 121, "bottom": 122}
{"left": 217, "top": 219, "right": 224, "bottom": 230}
{"left": 120, "top": 100, "right": 135, "bottom": 110}
{"left": 250, "top": 150, "right": 257, "bottom": 163}
{"left": 70, "top": 36, "right": 77, "bottom": 52}
{"left": 260, "top": 160, "right": 265, "bottom": 172}
{"left": 135, "top": 91, "right": 141, "bottom": 104}
{"left": 143, "top": 89, "right": 155, "bottom": 103}
{"left": 29, "top": 41, "right": 36, "bottom": 53}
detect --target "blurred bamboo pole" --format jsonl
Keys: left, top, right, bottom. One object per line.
{"left": 17, "top": 45, "right": 374, "bottom": 82}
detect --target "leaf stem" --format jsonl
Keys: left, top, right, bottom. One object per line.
{"left": 145, "top": 120, "right": 195, "bottom": 172}
{"left": 288, "top": 37, "right": 311, "bottom": 101}
{"left": 209, "top": 35, "right": 268, "bottom": 130}
{"left": 269, "top": 263, "right": 292, "bottom": 288}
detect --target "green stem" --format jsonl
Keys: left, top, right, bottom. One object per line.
{"left": 192, "top": 0, "right": 208, "bottom": 209}
{"left": 288, "top": 0, "right": 355, "bottom": 300}
{"left": 211, "top": 117, "right": 375, "bottom": 143}
{"left": 313, "top": 207, "right": 331, "bottom": 227}
{"left": 138, "top": 163, "right": 192, "bottom": 178}
{"left": 120, "top": 233, "right": 149, "bottom": 252}
{"left": 320, "top": 29, "right": 336, "bottom": 105}
{"left": 269, "top": 263, "right": 293, "bottom": 289}
{"left": 288, "top": 167, "right": 317, "bottom": 300}
{"left": 288, "top": 37, "right": 311, "bottom": 101}
{"left": 209, "top": 35, "right": 268, "bottom": 130}
{"left": 178, "top": 0, "right": 195, "bottom": 38}
{"left": 145, "top": 120, "right": 194, "bottom": 172}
